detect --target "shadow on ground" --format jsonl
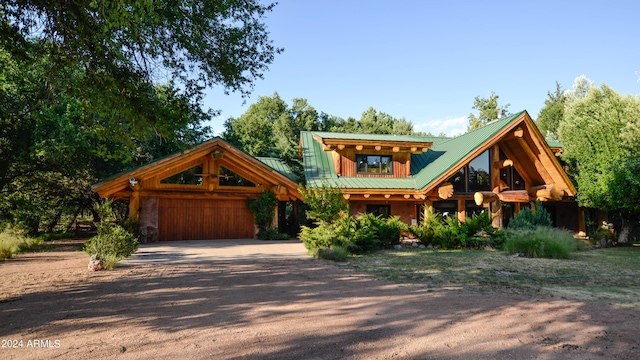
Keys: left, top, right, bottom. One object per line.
{"left": 1, "top": 251, "right": 638, "bottom": 359}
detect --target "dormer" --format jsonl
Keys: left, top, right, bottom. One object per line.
{"left": 312, "top": 133, "right": 433, "bottom": 178}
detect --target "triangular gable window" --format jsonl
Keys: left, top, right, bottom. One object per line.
{"left": 219, "top": 166, "right": 255, "bottom": 187}
{"left": 160, "top": 164, "right": 203, "bottom": 185}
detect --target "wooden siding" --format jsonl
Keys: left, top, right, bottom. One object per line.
{"left": 158, "top": 198, "right": 255, "bottom": 240}
{"left": 338, "top": 150, "right": 411, "bottom": 178}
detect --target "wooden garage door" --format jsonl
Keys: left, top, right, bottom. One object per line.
{"left": 158, "top": 198, "right": 255, "bottom": 240}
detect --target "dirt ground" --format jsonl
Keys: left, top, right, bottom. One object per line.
{"left": 1, "top": 243, "right": 639, "bottom": 359}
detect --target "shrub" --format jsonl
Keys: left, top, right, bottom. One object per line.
{"left": 83, "top": 200, "right": 138, "bottom": 269}
{"left": 508, "top": 201, "right": 552, "bottom": 230}
{"left": 504, "top": 227, "right": 586, "bottom": 259}
{"left": 434, "top": 216, "right": 462, "bottom": 249}
{"left": 248, "top": 191, "right": 279, "bottom": 232}
{"left": 299, "top": 221, "right": 339, "bottom": 256}
{"left": 347, "top": 213, "right": 380, "bottom": 254}
{"left": 299, "top": 184, "right": 349, "bottom": 223}
{"left": 257, "top": 227, "right": 290, "bottom": 240}
{"left": 378, "top": 216, "right": 405, "bottom": 248}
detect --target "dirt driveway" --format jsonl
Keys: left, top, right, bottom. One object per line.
{"left": 1, "top": 242, "right": 639, "bottom": 359}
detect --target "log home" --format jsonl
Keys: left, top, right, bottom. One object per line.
{"left": 93, "top": 110, "right": 585, "bottom": 241}
{"left": 301, "top": 110, "right": 584, "bottom": 232}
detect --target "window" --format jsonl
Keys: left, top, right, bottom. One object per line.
{"left": 356, "top": 155, "right": 393, "bottom": 174}
{"left": 468, "top": 150, "right": 491, "bottom": 191}
{"left": 446, "top": 149, "right": 491, "bottom": 193}
{"left": 499, "top": 150, "right": 525, "bottom": 190}
{"left": 160, "top": 164, "right": 203, "bottom": 185}
{"left": 433, "top": 201, "right": 458, "bottom": 219}
{"left": 218, "top": 166, "right": 255, "bottom": 187}
{"left": 366, "top": 204, "right": 390, "bottom": 218}
{"left": 499, "top": 166, "right": 525, "bottom": 190}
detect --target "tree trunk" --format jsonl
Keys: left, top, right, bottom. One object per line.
{"left": 618, "top": 216, "right": 631, "bottom": 243}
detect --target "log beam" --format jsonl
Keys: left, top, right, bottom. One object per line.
{"left": 474, "top": 191, "right": 497, "bottom": 206}
{"left": 528, "top": 184, "right": 563, "bottom": 201}
{"left": 493, "top": 159, "right": 514, "bottom": 169}
{"left": 497, "top": 190, "right": 530, "bottom": 203}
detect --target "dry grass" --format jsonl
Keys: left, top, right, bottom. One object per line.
{"left": 346, "top": 247, "right": 640, "bottom": 308}
{"left": 0, "top": 229, "right": 40, "bottom": 260}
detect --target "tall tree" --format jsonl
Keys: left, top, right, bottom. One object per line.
{"left": 467, "top": 92, "right": 511, "bottom": 131}
{"left": 558, "top": 84, "right": 640, "bottom": 242}
{"left": 1, "top": 0, "right": 281, "bottom": 141}
{"left": 0, "top": 46, "right": 211, "bottom": 234}
{"left": 536, "top": 82, "right": 565, "bottom": 140}
{"left": 330, "top": 107, "right": 416, "bottom": 135}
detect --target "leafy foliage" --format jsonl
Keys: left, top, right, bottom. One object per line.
{"left": 508, "top": 202, "right": 552, "bottom": 230}
{"left": 467, "top": 91, "right": 511, "bottom": 131}
{"left": 504, "top": 227, "right": 586, "bottom": 259}
{"left": 536, "top": 81, "right": 565, "bottom": 140}
{"left": 299, "top": 185, "right": 348, "bottom": 224}
{"left": 83, "top": 200, "right": 138, "bottom": 265}
{"left": 248, "top": 191, "right": 278, "bottom": 231}
{"left": 408, "top": 207, "right": 500, "bottom": 249}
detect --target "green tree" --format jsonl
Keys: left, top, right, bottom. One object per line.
{"left": 330, "top": 107, "right": 417, "bottom": 135}
{"left": 0, "top": 46, "right": 211, "bottom": 234}
{"left": 467, "top": 92, "right": 511, "bottom": 131}
{"left": 559, "top": 84, "right": 640, "bottom": 242}
{"left": 1, "top": 0, "right": 281, "bottom": 141}
{"left": 536, "top": 82, "right": 565, "bottom": 140}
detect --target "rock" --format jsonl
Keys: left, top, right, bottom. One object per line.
{"left": 411, "top": 242, "right": 418, "bottom": 248}
{"left": 393, "top": 244, "right": 403, "bottom": 250}
{"left": 418, "top": 244, "right": 426, "bottom": 249}
{"left": 427, "top": 244, "right": 434, "bottom": 249}
{"left": 88, "top": 254, "right": 102, "bottom": 271}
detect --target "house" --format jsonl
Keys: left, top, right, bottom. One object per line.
{"left": 92, "top": 138, "right": 302, "bottom": 241}
{"left": 93, "top": 110, "right": 586, "bottom": 241}
{"left": 300, "top": 110, "right": 585, "bottom": 232}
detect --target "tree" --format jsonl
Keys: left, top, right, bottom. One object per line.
{"left": 467, "top": 92, "right": 511, "bottom": 131}
{"left": 0, "top": 46, "right": 212, "bottom": 234}
{"left": 1, "top": 0, "right": 281, "bottom": 141}
{"left": 536, "top": 82, "right": 565, "bottom": 140}
{"left": 558, "top": 84, "right": 640, "bottom": 242}
{"left": 330, "top": 107, "right": 417, "bottom": 135}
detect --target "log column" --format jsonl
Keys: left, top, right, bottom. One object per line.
{"left": 491, "top": 145, "right": 502, "bottom": 228}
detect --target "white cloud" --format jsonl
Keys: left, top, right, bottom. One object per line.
{"left": 414, "top": 116, "right": 468, "bottom": 137}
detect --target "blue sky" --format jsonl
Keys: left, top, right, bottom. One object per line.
{"left": 203, "top": 0, "right": 640, "bottom": 137}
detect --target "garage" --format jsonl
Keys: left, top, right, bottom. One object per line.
{"left": 158, "top": 198, "right": 255, "bottom": 240}
{"left": 92, "top": 138, "right": 302, "bottom": 242}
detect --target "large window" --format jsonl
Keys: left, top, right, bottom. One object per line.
{"left": 447, "top": 149, "right": 491, "bottom": 193}
{"left": 356, "top": 155, "right": 393, "bottom": 174}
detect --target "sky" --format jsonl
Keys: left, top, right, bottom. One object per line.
{"left": 203, "top": 0, "right": 640, "bottom": 137}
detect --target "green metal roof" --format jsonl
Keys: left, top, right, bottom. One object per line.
{"left": 301, "top": 111, "right": 527, "bottom": 190}
{"left": 256, "top": 157, "right": 298, "bottom": 182}
{"left": 546, "top": 139, "right": 563, "bottom": 148}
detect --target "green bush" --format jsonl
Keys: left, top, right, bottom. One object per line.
{"left": 257, "top": 227, "right": 290, "bottom": 240}
{"left": 83, "top": 200, "right": 138, "bottom": 268}
{"left": 377, "top": 216, "right": 406, "bottom": 248}
{"left": 504, "top": 227, "right": 586, "bottom": 259}
{"left": 248, "top": 191, "right": 278, "bottom": 232}
{"left": 434, "top": 216, "right": 462, "bottom": 249}
{"left": 299, "top": 184, "right": 349, "bottom": 223}
{"left": 299, "top": 221, "right": 339, "bottom": 256}
{"left": 508, "top": 201, "right": 552, "bottom": 230}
